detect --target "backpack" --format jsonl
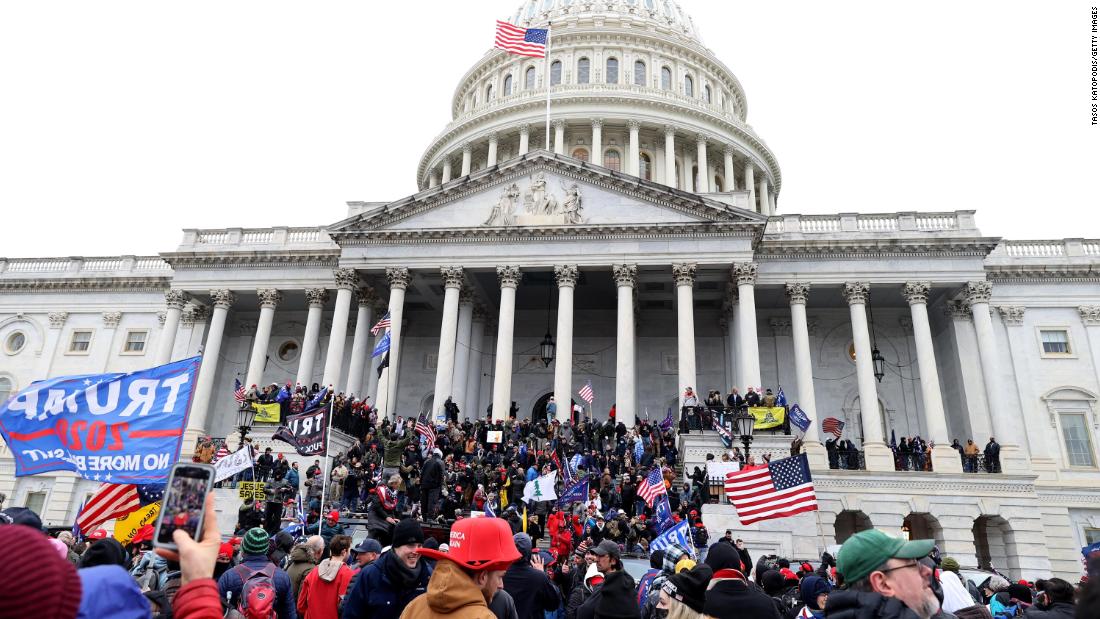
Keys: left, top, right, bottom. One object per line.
{"left": 779, "top": 586, "right": 802, "bottom": 612}
{"left": 234, "top": 563, "right": 278, "bottom": 619}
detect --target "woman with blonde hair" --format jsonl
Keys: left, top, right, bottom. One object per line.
{"left": 658, "top": 564, "right": 713, "bottom": 619}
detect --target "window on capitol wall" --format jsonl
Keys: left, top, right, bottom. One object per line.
{"left": 0, "top": 376, "right": 12, "bottom": 404}
{"left": 525, "top": 66, "right": 536, "bottom": 90}
{"left": 504, "top": 74, "right": 513, "bottom": 96}
{"left": 684, "top": 75, "right": 693, "bottom": 97}
{"left": 606, "top": 58, "right": 619, "bottom": 84}
{"left": 634, "top": 60, "right": 646, "bottom": 86}
{"left": 639, "top": 152, "right": 652, "bottom": 180}
{"left": 604, "top": 149, "right": 621, "bottom": 172}
{"left": 577, "top": 58, "right": 590, "bottom": 84}
{"left": 550, "top": 60, "right": 562, "bottom": 86}
{"left": 571, "top": 147, "right": 589, "bottom": 163}
{"left": 661, "top": 66, "right": 672, "bottom": 90}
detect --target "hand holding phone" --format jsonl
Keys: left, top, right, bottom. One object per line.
{"left": 156, "top": 492, "right": 221, "bottom": 585}
{"left": 154, "top": 463, "right": 216, "bottom": 553}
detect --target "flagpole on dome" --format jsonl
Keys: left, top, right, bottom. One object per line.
{"left": 543, "top": 21, "right": 552, "bottom": 151}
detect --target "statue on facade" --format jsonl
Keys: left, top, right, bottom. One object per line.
{"left": 484, "top": 182, "right": 520, "bottom": 226}
{"left": 525, "top": 172, "right": 558, "bottom": 215}
{"left": 560, "top": 182, "right": 584, "bottom": 224}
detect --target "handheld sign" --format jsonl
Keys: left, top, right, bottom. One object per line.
{"left": 0, "top": 357, "right": 201, "bottom": 484}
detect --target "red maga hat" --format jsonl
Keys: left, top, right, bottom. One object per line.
{"left": 416, "top": 517, "right": 520, "bottom": 572}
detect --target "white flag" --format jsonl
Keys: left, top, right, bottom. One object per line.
{"left": 522, "top": 471, "right": 558, "bottom": 503}
{"left": 214, "top": 447, "right": 253, "bottom": 482}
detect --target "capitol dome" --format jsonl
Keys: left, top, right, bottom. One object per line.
{"left": 417, "top": 0, "right": 781, "bottom": 214}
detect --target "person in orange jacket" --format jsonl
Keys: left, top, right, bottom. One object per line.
{"left": 297, "top": 534, "right": 355, "bottom": 619}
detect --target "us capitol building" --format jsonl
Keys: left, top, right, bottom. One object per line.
{"left": 2, "top": 0, "right": 1098, "bottom": 580}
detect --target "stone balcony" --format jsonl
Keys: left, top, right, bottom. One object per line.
{"left": 0, "top": 256, "right": 171, "bottom": 279}
{"left": 175, "top": 227, "right": 338, "bottom": 253}
{"left": 763, "top": 210, "right": 979, "bottom": 241}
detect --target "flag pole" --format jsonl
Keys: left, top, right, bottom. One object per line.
{"left": 544, "top": 22, "right": 552, "bottom": 151}
{"left": 318, "top": 396, "right": 335, "bottom": 533}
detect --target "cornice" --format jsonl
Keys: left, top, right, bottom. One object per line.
{"left": 755, "top": 238, "right": 1000, "bottom": 260}
{"left": 163, "top": 251, "right": 340, "bottom": 270}
{"left": 813, "top": 475, "right": 1037, "bottom": 495}
{"left": 0, "top": 277, "right": 172, "bottom": 293}
{"left": 337, "top": 221, "right": 757, "bottom": 246}
{"left": 986, "top": 264, "right": 1100, "bottom": 282}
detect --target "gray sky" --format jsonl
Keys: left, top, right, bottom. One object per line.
{"left": 1, "top": 1, "right": 1096, "bottom": 259}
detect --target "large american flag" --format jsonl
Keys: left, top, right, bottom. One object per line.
{"left": 76, "top": 483, "right": 140, "bottom": 534}
{"left": 233, "top": 378, "right": 247, "bottom": 403}
{"left": 415, "top": 411, "right": 436, "bottom": 451}
{"left": 637, "top": 467, "right": 667, "bottom": 507}
{"left": 725, "top": 453, "right": 818, "bottom": 525}
{"left": 822, "top": 417, "right": 845, "bottom": 438}
{"left": 370, "top": 312, "right": 391, "bottom": 336}
{"left": 578, "top": 380, "right": 594, "bottom": 405}
{"left": 494, "top": 20, "right": 547, "bottom": 58}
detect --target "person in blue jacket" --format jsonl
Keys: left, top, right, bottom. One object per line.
{"left": 217, "top": 527, "right": 298, "bottom": 619}
{"left": 342, "top": 519, "right": 432, "bottom": 619}
{"left": 77, "top": 564, "right": 151, "bottom": 619}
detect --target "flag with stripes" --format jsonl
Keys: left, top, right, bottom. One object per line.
{"left": 233, "top": 378, "right": 247, "bottom": 403}
{"left": 822, "top": 417, "right": 845, "bottom": 438}
{"left": 637, "top": 467, "right": 666, "bottom": 507}
{"left": 494, "top": 20, "right": 547, "bottom": 58}
{"left": 724, "top": 453, "right": 818, "bottom": 525}
{"left": 578, "top": 380, "right": 594, "bottom": 406}
{"left": 415, "top": 411, "right": 436, "bottom": 451}
{"left": 213, "top": 443, "right": 230, "bottom": 464}
{"left": 712, "top": 415, "right": 733, "bottom": 448}
{"left": 370, "top": 311, "right": 391, "bottom": 336}
{"left": 75, "top": 483, "right": 141, "bottom": 534}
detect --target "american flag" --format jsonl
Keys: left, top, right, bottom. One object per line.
{"left": 637, "top": 467, "right": 667, "bottom": 507}
{"left": 415, "top": 411, "right": 436, "bottom": 451}
{"left": 213, "top": 443, "right": 230, "bottom": 464}
{"left": 370, "top": 311, "right": 391, "bottom": 336}
{"left": 578, "top": 381, "right": 594, "bottom": 405}
{"left": 494, "top": 20, "right": 547, "bottom": 58}
{"left": 725, "top": 453, "right": 818, "bottom": 525}
{"left": 233, "top": 378, "right": 247, "bottom": 403}
{"left": 822, "top": 417, "right": 845, "bottom": 438}
{"left": 76, "top": 483, "right": 140, "bottom": 534}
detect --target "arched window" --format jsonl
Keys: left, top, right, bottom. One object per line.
{"left": 525, "top": 66, "right": 537, "bottom": 90}
{"left": 606, "top": 58, "right": 619, "bottom": 84}
{"left": 577, "top": 57, "right": 590, "bottom": 84}
{"left": 550, "top": 60, "right": 562, "bottom": 85}
{"left": 504, "top": 74, "right": 513, "bottom": 96}
{"left": 571, "top": 147, "right": 589, "bottom": 162}
{"left": 634, "top": 60, "right": 646, "bottom": 86}
{"left": 604, "top": 149, "right": 622, "bottom": 172}
{"left": 661, "top": 66, "right": 672, "bottom": 90}
{"left": 684, "top": 75, "right": 693, "bottom": 97}
{"left": 486, "top": 83, "right": 494, "bottom": 101}
{"left": 704, "top": 84, "right": 711, "bottom": 103}
{"left": 644, "top": 0, "right": 655, "bottom": 9}
{"left": 639, "top": 152, "right": 652, "bottom": 180}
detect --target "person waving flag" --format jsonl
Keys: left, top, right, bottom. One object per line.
{"left": 637, "top": 467, "right": 667, "bottom": 507}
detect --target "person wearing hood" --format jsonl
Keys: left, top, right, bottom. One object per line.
{"left": 298, "top": 534, "right": 355, "bottom": 619}
{"left": 937, "top": 570, "right": 991, "bottom": 619}
{"left": 702, "top": 542, "right": 780, "bottom": 619}
{"left": 343, "top": 519, "right": 432, "bottom": 619}
{"left": 502, "top": 532, "right": 560, "bottom": 619}
{"left": 270, "top": 530, "right": 296, "bottom": 570}
{"left": 566, "top": 563, "right": 603, "bottom": 619}
{"left": 289, "top": 535, "right": 325, "bottom": 598}
{"left": 789, "top": 575, "right": 831, "bottom": 619}
{"left": 77, "top": 564, "right": 151, "bottom": 619}
{"left": 989, "top": 583, "right": 1031, "bottom": 618}
{"left": 640, "top": 543, "right": 690, "bottom": 619}
{"left": 824, "top": 529, "right": 939, "bottom": 619}
{"left": 399, "top": 517, "right": 520, "bottom": 619}
{"left": 217, "top": 526, "right": 297, "bottom": 619}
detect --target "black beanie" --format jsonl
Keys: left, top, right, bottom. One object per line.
{"left": 705, "top": 541, "right": 743, "bottom": 572}
{"left": 595, "top": 571, "right": 640, "bottom": 619}
{"left": 761, "top": 569, "right": 786, "bottom": 596}
{"left": 391, "top": 519, "right": 425, "bottom": 548}
{"left": 662, "top": 564, "right": 713, "bottom": 613}
{"left": 79, "top": 538, "right": 128, "bottom": 569}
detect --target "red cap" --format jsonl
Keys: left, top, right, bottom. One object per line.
{"left": 88, "top": 529, "right": 109, "bottom": 540}
{"left": 218, "top": 542, "right": 234, "bottom": 560}
{"left": 327, "top": 510, "right": 340, "bottom": 522}
{"left": 132, "top": 524, "right": 155, "bottom": 544}
{"left": 230, "top": 536, "right": 242, "bottom": 547}
{"left": 455, "top": 486, "right": 463, "bottom": 493}
{"left": 638, "top": 515, "right": 646, "bottom": 521}
{"left": 416, "top": 517, "right": 520, "bottom": 572}
{"left": 1018, "top": 579, "right": 1030, "bottom": 586}
{"left": 695, "top": 522, "right": 705, "bottom": 528}
{"left": 801, "top": 562, "right": 813, "bottom": 573}
{"left": 690, "top": 510, "right": 698, "bottom": 516}
{"left": 779, "top": 568, "right": 798, "bottom": 580}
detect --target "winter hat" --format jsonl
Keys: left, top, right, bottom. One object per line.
{"left": 982, "top": 574, "right": 1010, "bottom": 592}
{"left": 1007, "top": 582, "right": 1032, "bottom": 604}
{"left": 422, "top": 537, "right": 440, "bottom": 551}
{"left": 662, "top": 564, "right": 713, "bottom": 613}
{"left": 513, "top": 532, "right": 533, "bottom": 557}
{"left": 705, "top": 541, "right": 745, "bottom": 573}
{"left": 47, "top": 537, "right": 69, "bottom": 560}
{"left": 799, "top": 576, "right": 832, "bottom": 609}
{"left": 940, "top": 557, "right": 960, "bottom": 573}
{"left": 0, "top": 525, "right": 82, "bottom": 619}
{"left": 0, "top": 506, "right": 44, "bottom": 531}
{"left": 661, "top": 543, "right": 689, "bottom": 574}
{"left": 241, "top": 527, "right": 270, "bottom": 556}
{"left": 391, "top": 519, "right": 425, "bottom": 548}
{"left": 761, "top": 569, "right": 786, "bottom": 596}
{"left": 80, "top": 538, "right": 128, "bottom": 568}
{"left": 595, "top": 570, "right": 641, "bottom": 619}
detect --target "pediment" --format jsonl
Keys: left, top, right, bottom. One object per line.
{"left": 330, "top": 151, "right": 766, "bottom": 236}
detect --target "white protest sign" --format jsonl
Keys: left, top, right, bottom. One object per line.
{"left": 214, "top": 447, "right": 253, "bottom": 482}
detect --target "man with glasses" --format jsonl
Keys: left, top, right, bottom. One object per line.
{"left": 826, "top": 529, "right": 940, "bottom": 619}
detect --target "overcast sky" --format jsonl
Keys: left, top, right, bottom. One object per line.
{"left": 1, "top": 1, "right": 1096, "bottom": 259}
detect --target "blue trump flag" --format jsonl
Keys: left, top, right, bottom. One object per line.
{"left": 788, "top": 404, "right": 811, "bottom": 433}
{"left": 776, "top": 387, "right": 787, "bottom": 407}
{"left": 650, "top": 520, "right": 696, "bottom": 559}
{"left": 557, "top": 477, "right": 589, "bottom": 507}
{"left": 0, "top": 357, "right": 201, "bottom": 484}
{"left": 372, "top": 331, "right": 391, "bottom": 358}
{"left": 654, "top": 494, "right": 675, "bottom": 532}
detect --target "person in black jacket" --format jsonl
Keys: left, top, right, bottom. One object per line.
{"left": 255, "top": 447, "right": 274, "bottom": 481}
{"left": 420, "top": 448, "right": 444, "bottom": 519}
{"left": 503, "top": 533, "right": 560, "bottom": 619}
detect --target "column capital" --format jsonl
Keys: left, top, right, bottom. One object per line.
{"left": 902, "top": 281, "right": 931, "bottom": 305}
{"left": 590, "top": 118, "right": 603, "bottom": 129}
{"left": 440, "top": 266, "right": 465, "bottom": 289}
{"left": 843, "top": 282, "right": 870, "bottom": 305}
{"left": 386, "top": 266, "right": 411, "bottom": 290}
{"left": 181, "top": 304, "right": 208, "bottom": 326}
{"left": 1079, "top": 305, "right": 1100, "bottom": 325}
{"left": 554, "top": 264, "right": 580, "bottom": 288}
{"left": 769, "top": 317, "right": 792, "bottom": 336}
{"left": 672, "top": 263, "right": 696, "bottom": 287}
{"left": 518, "top": 123, "right": 530, "bottom": 135}
{"left": 723, "top": 144, "right": 736, "bottom": 156}
{"left": 487, "top": 131, "right": 499, "bottom": 144}
{"left": 157, "top": 312, "right": 167, "bottom": 327}
{"left": 257, "top": 288, "right": 282, "bottom": 309}
{"left": 552, "top": 119, "right": 566, "bottom": 130}
{"left": 355, "top": 286, "right": 377, "bottom": 307}
{"left": 165, "top": 289, "right": 188, "bottom": 310}
{"left": 497, "top": 265, "right": 522, "bottom": 288}
{"left": 612, "top": 264, "right": 637, "bottom": 288}
{"left": 996, "top": 305, "right": 1026, "bottom": 325}
{"left": 695, "top": 132, "right": 709, "bottom": 144}
{"left": 944, "top": 299, "right": 972, "bottom": 320}
{"left": 305, "top": 288, "right": 329, "bottom": 308}
{"left": 785, "top": 282, "right": 810, "bottom": 305}
{"left": 333, "top": 268, "right": 358, "bottom": 290}
{"left": 102, "top": 312, "right": 123, "bottom": 328}
{"left": 461, "top": 142, "right": 472, "bottom": 154}
{"left": 663, "top": 124, "right": 677, "bottom": 137}
{"left": 965, "top": 280, "right": 993, "bottom": 304}
{"left": 627, "top": 119, "right": 641, "bottom": 131}
{"left": 733, "top": 262, "right": 757, "bottom": 286}
{"left": 47, "top": 311, "right": 69, "bottom": 329}
{"left": 210, "top": 289, "right": 235, "bottom": 309}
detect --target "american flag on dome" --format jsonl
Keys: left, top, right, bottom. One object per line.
{"left": 370, "top": 311, "right": 391, "bottom": 336}
{"left": 822, "top": 417, "right": 845, "bottom": 438}
{"left": 725, "top": 453, "right": 818, "bottom": 525}
{"left": 415, "top": 411, "right": 436, "bottom": 451}
{"left": 637, "top": 467, "right": 666, "bottom": 507}
{"left": 494, "top": 20, "right": 547, "bottom": 58}
{"left": 233, "top": 378, "right": 247, "bottom": 403}
{"left": 578, "top": 381, "right": 594, "bottom": 406}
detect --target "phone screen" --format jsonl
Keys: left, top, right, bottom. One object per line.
{"left": 157, "top": 465, "right": 212, "bottom": 545}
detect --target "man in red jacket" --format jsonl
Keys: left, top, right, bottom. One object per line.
{"left": 297, "top": 534, "right": 355, "bottom": 619}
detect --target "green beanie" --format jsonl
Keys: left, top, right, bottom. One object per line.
{"left": 940, "top": 557, "right": 960, "bottom": 573}
{"left": 242, "top": 527, "right": 270, "bottom": 556}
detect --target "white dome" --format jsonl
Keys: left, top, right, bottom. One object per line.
{"left": 509, "top": 0, "right": 702, "bottom": 43}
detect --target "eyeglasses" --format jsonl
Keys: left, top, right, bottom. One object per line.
{"left": 878, "top": 561, "right": 922, "bottom": 574}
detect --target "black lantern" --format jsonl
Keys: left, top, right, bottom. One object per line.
{"left": 540, "top": 331, "right": 556, "bottom": 367}
{"left": 236, "top": 401, "right": 257, "bottom": 448}
{"left": 733, "top": 410, "right": 756, "bottom": 460}
{"left": 872, "top": 347, "right": 886, "bottom": 383}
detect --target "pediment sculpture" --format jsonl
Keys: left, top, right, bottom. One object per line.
{"left": 483, "top": 172, "right": 585, "bottom": 226}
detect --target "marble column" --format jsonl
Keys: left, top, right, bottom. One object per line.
{"left": 627, "top": 120, "right": 641, "bottom": 175}
{"left": 673, "top": 263, "right": 697, "bottom": 409}
{"left": 553, "top": 265, "right": 579, "bottom": 423}
{"left": 451, "top": 290, "right": 475, "bottom": 412}
{"left": 296, "top": 288, "right": 328, "bottom": 387}
{"left": 491, "top": 266, "right": 521, "bottom": 421}
{"left": 787, "top": 283, "right": 827, "bottom": 467}
{"left": 466, "top": 306, "right": 488, "bottom": 416}
{"left": 155, "top": 290, "right": 187, "bottom": 365}
{"left": 179, "top": 305, "right": 209, "bottom": 359}
{"left": 844, "top": 282, "right": 893, "bottom": 470}
{"left": 345, "top": 287, "right": 376, "bottom": 397}
{"left": 758, "top": 178, "right": 771, "bottom": 216}
{"left": 734, "top": 262, "right": 761, "bottom": 389}
{"left": 744, "top": 162, "right": 757, "bottom": 212}
{"left": 553, "top": 120, "right": 566, "bottom": 155}
{"left": 682, "top": 148, "right": 694, "bottom": 191}
{"left": 664, "top": 125, "right": 677, "bottom": 188}
{"left": 486, "top": 132, "right": 498, "bottom": 167}
{"left": 614, "top": 264, "right": 637, "bottom": 428}
{"left": 441, "top": 158, "right": 452, "bottom": 183}
{"left": 723, "top": 146, "right": 735, "bottom": 192}
{"left": 769, "top": 190, "right": 777, "bottom": 214}
{"left": 519, "top": 124, "right": 530, "bottom": 155}
{"left": 723, "top": 287, "right": 739, "bottom": 391}
{"left": 968, "top": 281, "right": 1026, "bottom": 472}
{"left": 189, "top": 290, "right": 234, "bottom": 436}
{"left": 903, "top": 282, "right": 961, "bottom": 473}
{"left": 591, "top": 119, "right": 603, "bottom": 166}
{"left": 321, "top": 270, "right": 354, "bottom": 388}
{"left": 460, "top": 143, "right": 472, "bottom": 176}
{"left": 695, "top": 134, "right": 710, "bottom": 193}
{"left": 432, "top": 266, "right": 464, "bottom": 420}
{"left": 381, "top": 267, "right": 411, "bottom": 419}
{"left": 428, "top": 171, "right": 439, "bottom": 188}
{"left": 246, "top": 289, "right": 281, "bottom": 389}
{"left": 365, "top": 300, "right": 387, "bottom": 406}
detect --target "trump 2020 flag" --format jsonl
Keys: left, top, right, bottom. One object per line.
{"left": 788, "top": 404, "right": 811, "bottom": 433}
{"left": 522, "top": 470, "right": 557, "bottom": 503}
{"left": 273, "top": 407, "right": 329, "bottom": 457}
{"left": 0, "top": 357, "right": 201, "bottom": 484}
{"left": 372, "top": 331, "right": 391, "bottom": 358}
{"left": 650, "top": 520, "right": 696, "bottom": 559}
{"left": 557, "top": 477, "right": 588, "bottom": 507}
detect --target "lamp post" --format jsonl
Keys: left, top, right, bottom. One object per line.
{"left": 733, "top": 410, "right": 756, "bottom": 461}
{"left": 540, "top": 275, "right": 555, "bottom": 367}
{"left": 236, "top": 401, "right": 257, "bottom": 451}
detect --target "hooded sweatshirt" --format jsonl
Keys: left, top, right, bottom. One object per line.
{"left": 77, "top": 565, "right": 151, "bottom": 619}
{"left": 296, "top": 556, "right": 354, "bottom": 619}
{"left": 399, "top": 559, "right": 496, "bottom": 619}
{"left": 288, "top": 544, "right": 318, "bottom": 598}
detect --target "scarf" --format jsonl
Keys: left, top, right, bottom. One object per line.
{"left": 385, "top": 552, "right": 424, "bottom": 590}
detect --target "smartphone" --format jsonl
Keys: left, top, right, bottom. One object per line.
{"left": 153, "top": 462, "right": 216, "bottom": 551}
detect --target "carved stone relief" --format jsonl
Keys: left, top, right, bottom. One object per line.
{"left": 482, "top": 172, "right": 585, "bottom": 226}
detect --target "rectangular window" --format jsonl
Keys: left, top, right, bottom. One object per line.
{"left": 1086, "top": 528, "right": 1100, "bottom": 545}
{"left": 1040, "top": 329, "right": 1071, "bottom": 355}
{"left": 69, "top": 330, "right": 92, "bottom": 353}
{"left": 1061, "top": 413, "right": 1095, "bottom": 467}
{"left": 24, "top": 491, "right": 46, "bottom": 516}
{"left": 123, "top": 330, "right": 147, "bottom": 354}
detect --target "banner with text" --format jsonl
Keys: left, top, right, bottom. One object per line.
{"left": 272, "top": 407, "right": 328, "bottom": 457}
{"left": 114, "top": 503, "right": 161, "bottom": 544}
{"left": 213, "top": 446, "right": 253, "bottom": 482}
{"left": 749, "top": 406, "right": 786, "bottom": 430}
{"left": 0, "top": 357, "right": 201, "bottom": 484}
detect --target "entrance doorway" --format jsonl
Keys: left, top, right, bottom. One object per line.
{"left": 532, "top": 392, "right": 577, "bottom": 422}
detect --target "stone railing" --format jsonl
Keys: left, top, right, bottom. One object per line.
{"left": 988, "top": 239, "right": 1100, "bottom": 259}
{"left": 766, "top": 211, "right": 974, "bottom": 236}
{"left": 177, "top": 226, "right": 336, "bottom": 251}
{"left": 0, "top": 256, "right": 171, "bottom": 275}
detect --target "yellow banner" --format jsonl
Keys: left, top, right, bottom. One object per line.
{"left": 238, "top": 481, "right": 267, "bottom": 501}
{"left": 114, "top": 503, "right": 160, "bottom": 544}
{"left": 749, "top": 406, "right": 786, "bottom": 430}
{"left": 252, "top": 402, "right": 281, "bottom": 423}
